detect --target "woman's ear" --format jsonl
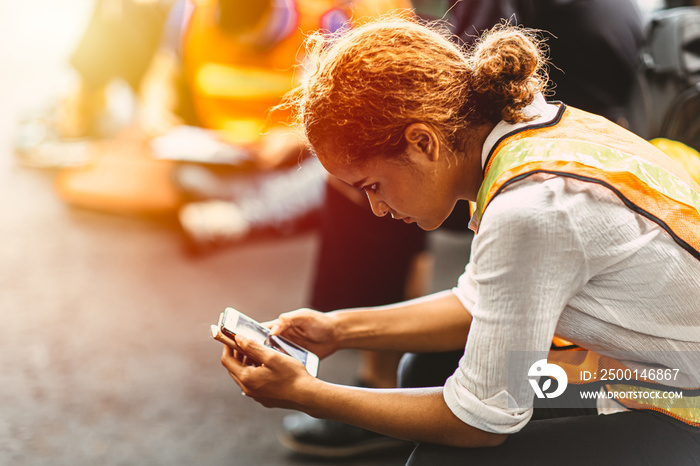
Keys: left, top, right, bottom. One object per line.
{"left": 404, "top": 123, "right": 440, "bottom": 161}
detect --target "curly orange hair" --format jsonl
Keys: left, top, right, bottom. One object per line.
{"left": 283, "top": 14, "right": 548, "bottom": 165}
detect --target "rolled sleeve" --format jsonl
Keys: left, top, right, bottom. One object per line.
{"left": 444, "top": 371, "right": 533, "bottom": 433}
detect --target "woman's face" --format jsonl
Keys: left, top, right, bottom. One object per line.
{"left": 319, "top": 143, "right": 459, "bottom": 231}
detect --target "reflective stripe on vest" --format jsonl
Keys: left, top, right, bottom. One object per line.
{"left": 474, "top": 105, "right": 700, "bottom": 260}
{"left": 476, "top": 104, "right": 700, "bottom": 426}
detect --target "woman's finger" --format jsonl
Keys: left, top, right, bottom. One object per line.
{"left": 236, "top": 336, "right": 280, "bottom": 367}
{"left": 266, "top": 308, "right": 315, "bottom": 336}
{"left": 227, "top": 369, "right": 247, "bottom": 393}
{"left": 221, "top": 345, "right": 259, "bottom": 397}
{"left": 211, "top": 326, "right": 241, "bottom": 349}
{"left": 214, "top": 327, "right": 262, "bottom": 366}
{"left": 266, "top": 319, "right": 287, "bottom": 336}
{"left": 221, "top": 343, "right": 247, "bottom": 374}
{"left": 260, "top": 318, "right": 278, "bottom": 331}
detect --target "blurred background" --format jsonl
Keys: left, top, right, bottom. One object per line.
{"left": 0, "top": 1, "right": 470, "bottom": 464}
{"left": 1, "top": 0, "right": 697, "bottom": 465}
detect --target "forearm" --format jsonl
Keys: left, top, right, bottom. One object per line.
{"left": 220, "top": 326, "right": 503, "bottom": 448}
{"left": 299, "top": 379, "right": 505, "bottom": 448}
{"left": 331, "top": 290, "right": 471, "bottom": 353}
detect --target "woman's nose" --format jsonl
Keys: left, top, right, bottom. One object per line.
{"left": 366, "top": 193, "right": 389, "bottom": 218}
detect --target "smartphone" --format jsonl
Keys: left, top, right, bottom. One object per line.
{"left": 218, "top": 307, "right": 319, "bottom": 377}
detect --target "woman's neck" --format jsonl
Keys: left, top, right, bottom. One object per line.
{"left": 456, "top": 122, "right": 494, "bottom": 202}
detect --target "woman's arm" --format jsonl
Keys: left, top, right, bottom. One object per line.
{"left": 332, "top": 290, "right": 472, "bottom": 352}
{"left": 269, "top": 290, "right": 472, "bottom": 357}
{"left": 303, "top": 381, "right": 506, "bottom": 448}
{"left": 220, "top": 338, "right": 506, "bottom": 448}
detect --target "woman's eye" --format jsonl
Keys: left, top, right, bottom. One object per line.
{"left": 365, "top": 183, "right": 378, "bottom": 193}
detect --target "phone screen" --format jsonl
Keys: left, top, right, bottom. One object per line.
{"left": 268, "top": 335, "right": 308, "bottom": 365}
{"left": 229, "top": 312, "right": 309, "bottom": 365}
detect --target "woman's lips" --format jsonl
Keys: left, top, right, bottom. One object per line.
{"left": 390, "top": 212, "right": 413, "bottom": 224}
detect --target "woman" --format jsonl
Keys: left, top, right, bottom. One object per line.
{"left": 214, "top": 16, "right": 700, "bottom": 464}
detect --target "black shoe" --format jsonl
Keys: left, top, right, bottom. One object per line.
{"left": 278, "top": 413, "right": 411, "bottom": 459}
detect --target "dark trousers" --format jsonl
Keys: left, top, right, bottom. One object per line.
{"left": 399, "top": 352, "right": 700, "bottom": 465}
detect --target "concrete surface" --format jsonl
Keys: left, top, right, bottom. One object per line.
{"left": 0, "top": 151, "right": 470, "bottom": 466}
{"left": 0, "top": 2, "right": 473, "bottom": 464}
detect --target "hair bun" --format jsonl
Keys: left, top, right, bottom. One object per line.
{"left": 468, "top": 27, "right": 546, "bottom": 123}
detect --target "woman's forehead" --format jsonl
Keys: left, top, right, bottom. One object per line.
{"left": 317, "top": 152, "right": 364, "bottom": 179}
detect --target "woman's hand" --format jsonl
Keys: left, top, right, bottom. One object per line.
{"left": 219, "top": 335, "right": 319, "bottom": 410}
{"left": 266, "top": 308, "right": 339, "bottom": 359}
{"left": 218, "top": 331, "right": 507, "bottom": 448}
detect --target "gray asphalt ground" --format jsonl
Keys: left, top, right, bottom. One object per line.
{"left": 0, "top": 3, "right": 473, "bottom": 464}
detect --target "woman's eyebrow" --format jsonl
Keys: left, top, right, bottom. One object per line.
{"left": 352, "top": 178, "right": 368, "bottom": 189}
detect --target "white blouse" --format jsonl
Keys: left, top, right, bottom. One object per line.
{"left": 443, "top": 97, "right": 700, "bottom": 434}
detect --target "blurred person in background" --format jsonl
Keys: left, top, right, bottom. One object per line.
{"left": 12, "top": 0, "right": 425, "bottom": 263}
{"left": 14, "top": 0, "right": 175, "bottom": 167}
{"left": 14, "top": 0, "right": 357, "bottom": 223}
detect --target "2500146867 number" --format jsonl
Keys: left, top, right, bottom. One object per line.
{"left": 599, "top": 368, "right": 680, "bottom": 381}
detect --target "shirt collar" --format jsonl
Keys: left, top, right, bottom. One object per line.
{"left": 480, "top": 94, "right": 560, "bottom": 169}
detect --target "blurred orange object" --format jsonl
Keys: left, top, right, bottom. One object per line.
{"left": 54, "top": 136, "right": 183, "bottom": 215}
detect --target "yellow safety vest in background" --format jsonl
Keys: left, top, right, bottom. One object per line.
{"left": 182, "top": 0, "right": 410, "bottom": 146}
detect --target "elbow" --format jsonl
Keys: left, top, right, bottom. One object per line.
{"left": 481, "top": 432, "right": 508, "bottom": 447}
{"left": 446, "top": 431, "right": 508, "bottom": 448}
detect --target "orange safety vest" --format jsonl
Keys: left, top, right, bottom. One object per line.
{"left": 475, "top": 104, "right": 700, "bottom": 426}
{"left": 182, "top": 0, "right": 410, "bottom": 146}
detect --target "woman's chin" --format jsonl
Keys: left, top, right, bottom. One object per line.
{"left": 416, "top": 219, "right": 440, "bottom": 231}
